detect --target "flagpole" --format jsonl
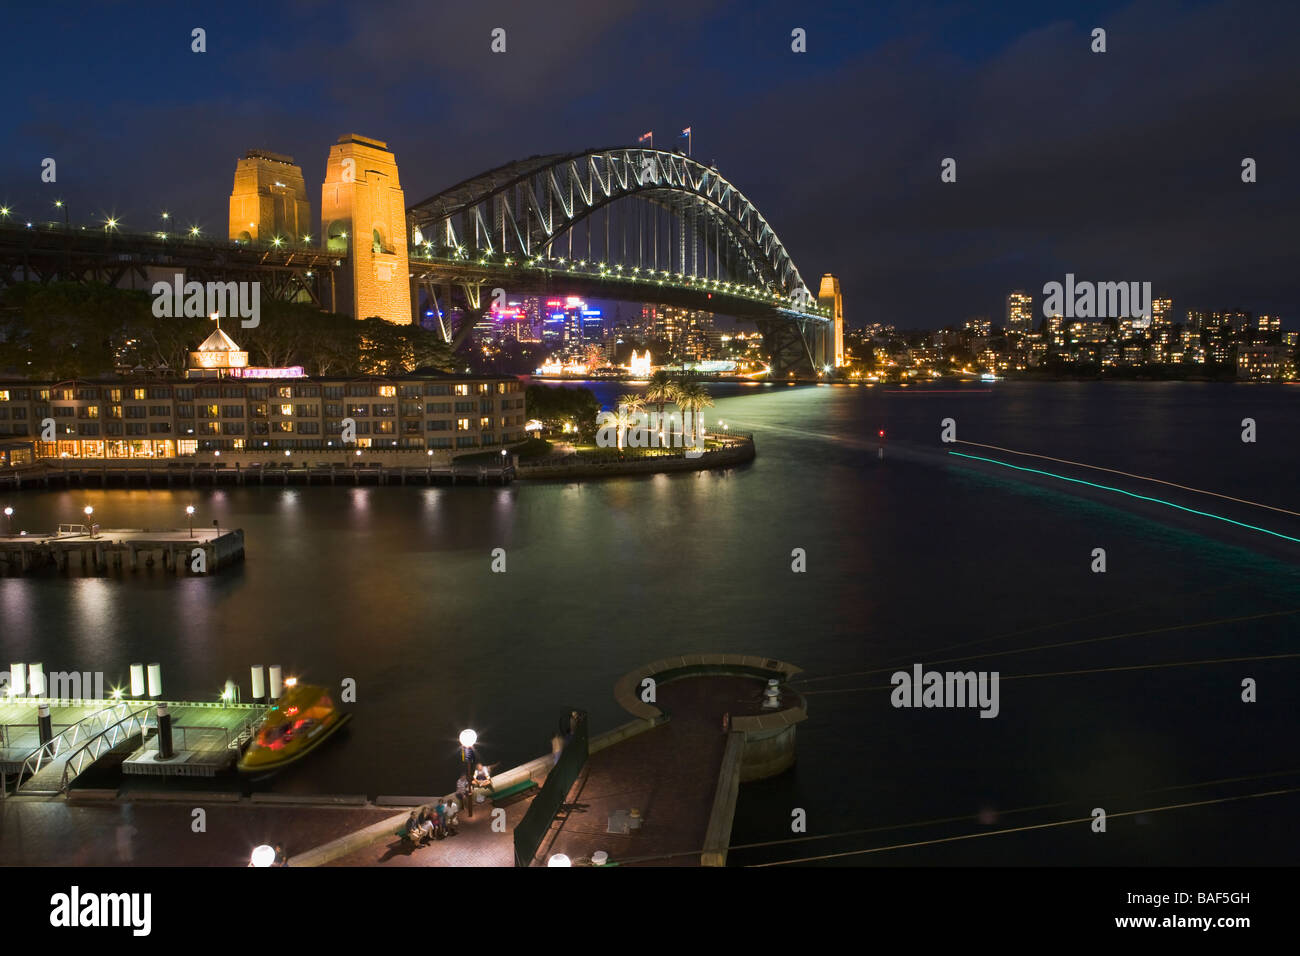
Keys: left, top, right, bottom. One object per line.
{"left": 688, "top": 129, "right": 692, "bottom": 157}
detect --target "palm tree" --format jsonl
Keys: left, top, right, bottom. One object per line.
{"left": 675, "top": 381, "right": 714, "bottom": 446}
{"left": 644, "top": 371, "right": 678, "bottom": 448}
{"left": 617, "top": 393, "right": 646, "bottom": 449}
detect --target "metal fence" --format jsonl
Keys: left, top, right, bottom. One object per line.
{"left": 513, "top": 710, "right": 588, "bottom": 867}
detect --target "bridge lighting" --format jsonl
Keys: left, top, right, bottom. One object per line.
{"left": 161, "top": 211, "right": 169, "bottom": 220}
{"left": 189, "top": 226, "right": 200, "bottom": 236}
{"left": 104, "top": 217, "right": 118, "bottom": 231}
{"left": 301, "top": 235, "right": 310, "bottom": 243}
{"left": 0, "top": 206, "right": 9, "bottom": 217}
{"left": 54, "top": 199, "right": 63, "bottom": 208}
{"left": 272, "top": 236, "right": 283, "bottom": 247}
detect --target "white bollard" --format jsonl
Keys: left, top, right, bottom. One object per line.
{"left": 9, "top": 663, "right": 25, "bottom": 697}
{"left": 29, "top": 663, "right": 45, "bottom": 697}
{"left": 129, "top": 663, "right": 145, "bottom": 698}
{"left": 250, "top": 665, "right": 265, "bottom": 702}
{"left": 147, "top": 663, "right": 162, "bottom": 698}
{"left": 268, "top": 665, "right": 283, "bottom": 701}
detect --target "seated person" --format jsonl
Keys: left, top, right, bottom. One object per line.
{"left": 473, "top": 763, "right": 493, "bottom": 790}
{"left": 443, "top": 800, "right": 460, "bottom": 832}
{"left": 403, "top": 810, "right": 421, "bottom": 843}
{"left": 417, "top": 808, "right": 436, "bottom": 844}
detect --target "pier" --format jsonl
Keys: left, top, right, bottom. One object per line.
{"left": 0, "top": 696, "right": 265, "bottom": 795}
{"left": 0, "top": 527, "right": 244, "bottom": 575}
{"left": 0, "top": 455, "right": 516, "bottom": 491}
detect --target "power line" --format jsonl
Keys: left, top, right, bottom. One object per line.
{"left": 747, "top": 786, "right": 1300, "bottom": 866}
{"left": 794, "top": 597, "right": 1292, "bottom": 685}
{"left": 801, "top": 651, "right": 1300, "bottom": 696}
{"left": 728, "top": 767, "right": 1300, "bottom": 852}
{"left": 798, "top": 609, "right": 1300, "bottom": 692}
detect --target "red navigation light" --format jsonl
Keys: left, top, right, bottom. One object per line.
{"left": 879, "top": 430, "right": 885, "bottom": 437}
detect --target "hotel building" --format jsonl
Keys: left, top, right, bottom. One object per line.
{"left": 0, "top": 328, "right": 527, "bottom": 460}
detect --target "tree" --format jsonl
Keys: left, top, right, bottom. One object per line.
{"left": 616, "top": 393, "right": 645, "bottom": 449}
{"left": 674, "top": 380, "right": 714, "bottom": 444}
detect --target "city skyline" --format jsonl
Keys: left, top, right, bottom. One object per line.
{"left": 2, "top": 0, "right": 1297, "bottom": 330}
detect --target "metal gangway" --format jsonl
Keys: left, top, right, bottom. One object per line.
{"left": 12, "top": 700, "right": 148, "bottom": 795}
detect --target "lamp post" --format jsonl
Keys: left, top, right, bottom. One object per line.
{"left": 3, "top": 506, "right": 11, "bottom": 535}
{"left": 83, "top": 505, "right": 94, "bottom": 537}
{"left": 459, "top": 729, "right": 477, "bottom": 818}
{"left": 186, "top": 505, "right": 195, "bottom": 536}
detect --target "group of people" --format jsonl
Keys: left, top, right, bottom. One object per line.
{"left": 403, "top": 801, "right": 458, "bottom": 846}
{"left": 456, "top": 763, "right": 495, "bottom": 806}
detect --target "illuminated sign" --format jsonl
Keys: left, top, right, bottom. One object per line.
{"left": 230, "top": 366, "right": 307, "bottom": 379}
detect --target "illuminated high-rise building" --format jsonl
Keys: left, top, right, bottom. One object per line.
{"left": 1006, "top": 290, "right": 1034, "bottom": 335}
{"left": 1151, "top": 298, "right": 1173, "bottom": 327}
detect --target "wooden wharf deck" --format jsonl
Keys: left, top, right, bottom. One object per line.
{"left": 0, "top": 527, "right": 244, "bottom": 575}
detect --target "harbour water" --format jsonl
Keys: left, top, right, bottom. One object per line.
{"left": 2, "top": 381, "right": 1297, "bottom": 864}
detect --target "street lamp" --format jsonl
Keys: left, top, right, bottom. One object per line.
{"left": 3, "top": 506, "right": 11, "bottom": 534}
{"left": 186, "top": 505, "right": 195, "bottom": 536}
{"left": 84, "top": 505, "right": 95, "bottom": 538}
{"left": 249, "top": 845, "right": 276, "bottom": 867}
{"left": 459, "top": 729, "right": 477, "bottom": 818}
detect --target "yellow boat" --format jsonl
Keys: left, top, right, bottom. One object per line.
{"left": 237, "top": 681, "right": 351, "bottom": 774}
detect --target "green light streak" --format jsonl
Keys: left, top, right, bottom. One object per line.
{"left": 948, "top": 451, "right": 1300, "bottom": 545}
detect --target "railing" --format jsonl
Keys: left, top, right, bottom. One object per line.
{"left": 59, "top": 706, "right": 151, "bottom": 791}
{"left": 16, "top": 701, "right": 134, "bottom": 788}
{"left": 513, "top": 711, "right": 589, "bottom": 867}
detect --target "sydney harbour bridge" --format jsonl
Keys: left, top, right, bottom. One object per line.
{"left": 0, "top": 137, "right": 844, "bottom": 376}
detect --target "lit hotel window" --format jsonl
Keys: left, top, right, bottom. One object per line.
{"left": 456, "top": 418, "right": 470, "bottom": 431}
{"left": 378, "top": 385, "right": 397, "bottom": 398}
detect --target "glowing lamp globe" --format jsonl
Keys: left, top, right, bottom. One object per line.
{"left": 250, "top": 845, "right": 276, "bottom": 867}
{"left": 459, "top": 729, "right": 477, "bottom": 748}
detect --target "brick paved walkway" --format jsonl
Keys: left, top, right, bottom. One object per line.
{"left": 325, "top": 794, "right": 535, "bottom": 866}
{"left": 534, "top": 676, "right": 770, "bottom": 867}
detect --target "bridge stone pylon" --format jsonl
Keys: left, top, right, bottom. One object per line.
{"left": 321, "top": 134, "right": 412, "bottom": 325}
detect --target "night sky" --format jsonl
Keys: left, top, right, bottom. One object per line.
{"left": 2, "top": 0, "right": 1297, "bottom": 329}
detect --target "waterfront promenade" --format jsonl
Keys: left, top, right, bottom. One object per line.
{"left": 0, "top": 656, "right": 805, "bottom": 867}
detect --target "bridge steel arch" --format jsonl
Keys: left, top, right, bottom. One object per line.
{"left": 407, "top": 148, "right": 830, "bottom": 374}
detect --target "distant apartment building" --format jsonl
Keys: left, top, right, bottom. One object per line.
{"left": 1236, "top": 344, "right": 1293, "bottom": 381}
{"left": 1151, "top": 298, "right": 1173, "bottom": 327}
{"left": 1006, "top": 291, "right": 1034, "bottom": 335}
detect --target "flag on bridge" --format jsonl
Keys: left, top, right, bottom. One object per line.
{"left": 638, "top": 131, "right": 653, "bottom": 146}
{"left": 680, "top": 127, "right": 692, "bottom": 156}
